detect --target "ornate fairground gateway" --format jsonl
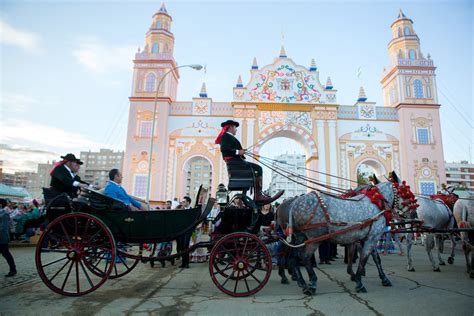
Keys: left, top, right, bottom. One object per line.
{"left": 123, "top": 5, "right": 446, "bottom": 202}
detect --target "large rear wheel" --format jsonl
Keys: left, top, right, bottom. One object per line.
{"left": 35, "top": 213, "right": 116, "bottom": 296}
{"left": 209, "top": 232, "right": 272, "bottom": 297}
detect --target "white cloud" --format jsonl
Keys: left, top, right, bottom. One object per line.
{"left": 1, "top": 119, "right": 107, "bottom": 153}
{"left": 0, "top": 144, "right": 58, "bottom": 173}
{"left": 0, "top": 19, "right": 41, "bottom": 53}
{"left": 73, "top": 38, "right": 135, "bottom": 74}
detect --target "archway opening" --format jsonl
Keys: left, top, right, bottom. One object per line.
{"left": 256, "top": 136, "right": 310, "bottom": 202}
{"left": 182, "top": 156, "right": 213, "bottom": 203}
{"left": 356, "top": 159, "right": 386, "bottom": 184}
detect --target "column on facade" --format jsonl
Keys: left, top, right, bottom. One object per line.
{"left": 328, "top": 120, "right": 338, "bottom": 186}
{"left": 316, "top": 120, "right": 326, "bottom": 182}
{"left": 247, "top": 118, "right": 255, "bottom": 150}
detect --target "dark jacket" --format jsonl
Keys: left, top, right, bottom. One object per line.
{"left": 219, "top": 132, "right": 244, "bottom": 160}
{"left": 0, "top": 209, "right": 10, "bottom": 244}
{"left": 50, "top": 164, "right": 88, "bottom": 198}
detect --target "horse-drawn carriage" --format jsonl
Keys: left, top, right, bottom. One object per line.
{"left": 36, "top": 170, "right": 273, "bottom": 297}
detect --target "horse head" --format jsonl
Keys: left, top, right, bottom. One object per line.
{"left": 385, "top": 171, "right": 419, "bottom": 219}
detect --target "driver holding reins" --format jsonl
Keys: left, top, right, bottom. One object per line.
{"left": 215, "top": 120, "right": 284, "bottom": 205}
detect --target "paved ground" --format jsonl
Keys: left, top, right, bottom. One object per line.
{"left": 0, "top": 242, "right": 472, "bottom": 315}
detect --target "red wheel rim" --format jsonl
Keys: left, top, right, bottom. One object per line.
{"left": 209, "top": 232, "right": 272, "bottom": 297}
{"left": 35, "top": 213, "right": 116, "bottom": 296}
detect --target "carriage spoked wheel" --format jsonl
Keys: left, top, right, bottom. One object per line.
{"left": 35, "top": 213, "right": 116, "bottom": 296}
{"left": 83, "top": 243, "right": 142, "bottom": 279}
{"left": 209, "top": 232, "right": 272, "bottom": 297}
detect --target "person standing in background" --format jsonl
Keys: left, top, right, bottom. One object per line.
{"left": 0, "top": 199, "right": 17, "bottom": 277}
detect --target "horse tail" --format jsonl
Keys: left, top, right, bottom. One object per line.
{"left": 459, "top": 201, "right": 470, "bottom": 229}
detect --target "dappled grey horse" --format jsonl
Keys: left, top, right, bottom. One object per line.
{"left": 276, "top": 181, "right": 398, "bottom": 295}
{"left": 453, "top": 195, "right": 474, "bottom": 278}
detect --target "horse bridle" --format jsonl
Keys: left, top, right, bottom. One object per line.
{"left": 390, "top": 181, "right": 419, "bottom": 219}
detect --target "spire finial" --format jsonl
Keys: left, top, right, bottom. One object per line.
{"left": 252, "top": 57, "right": 258, "bottom": 69}
{"left": 199, "top": 82, "right": 207, "bottom": 98}
{"left": 159, "top": 3, "right": 168, "bottom": 13}
{"left": 325, "top": 77, "right": 333, "bottom": 90}
{"left": 357, "top": 86, "right": 367, "bottom": 102}
{"left": 279, "top": 45, "right": 287, "bottom": 58}
{"left": 309, "top": 59, "right": 317, "bottom": 71}
{"left": 398, "top": 8, "right": 406, "bottom": 19}
{"left": 236, "top": 75, "right": 243, "bottom": 88}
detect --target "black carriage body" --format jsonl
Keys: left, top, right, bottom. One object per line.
{"left": 44, "top": 188, "right": 213, "bottom": 244}
{"left": 214, "top": 206, "right": 256, "bottom": 235}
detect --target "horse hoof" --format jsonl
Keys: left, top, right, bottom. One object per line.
{"left": 408, "top": 267, "right": 415, "bottom": 272}
{"left": 439, "top": 261, "right": 446, "bottom": 266}
{"left": 350, "top": 276, "right": 356, "bottom": 281}
{"left": 303, "top": 288, "right": 313, "bottom": 296}
{"left": 470, "top": 272, "right": 474, "bottom": 279}
{"left": 356, "top": 286, "right": 367, "bottom": 293}
{"left": 433, "top": 267, "right": 441, "bottom": 272}
{"left": 310, "top": 287, "right": 316, "bottom": 295}
{"left": 382, "top": 279, "right": 392, "bottom": 287}
{"left": 281, "top": 278, "right": 290, "bottom": 285}
{"left": 447, "top": 257, "right": 454, "bottom": 264}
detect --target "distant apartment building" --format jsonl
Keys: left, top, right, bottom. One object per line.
{"left": 184, "top": 157, "right": 212, "bottom": 201}
{"left": 445, "top": 161, "right": 474, "bottom": 191}
{"left": 268, "top": 153, "right": 307, "bottom": 202}
{"left": 25, "top": 161, "right": 55, "bottom": 199}
{"left": 79, "top": 149, "right": 124, "bottom": 187}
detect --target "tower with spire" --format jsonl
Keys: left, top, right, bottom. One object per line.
{"left": 123, "top": 3, "right": 180, "bottom": 200}
{"left": 381, "top": 9, "right": 446, "bottom": 193}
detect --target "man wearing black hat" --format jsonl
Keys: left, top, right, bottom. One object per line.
{"left": 215, "top": 120, "right": 284, "bottom": 205}
{"left": 50, "top": 153, "right": 89, "bottom": 198}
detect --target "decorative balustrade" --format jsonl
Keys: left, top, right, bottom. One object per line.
{"left": 134, "top": 52, "right": 175, "bottom": 61}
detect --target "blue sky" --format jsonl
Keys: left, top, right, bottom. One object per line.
{"left": 0, "top": 0, "right": 472, "bottom": 173}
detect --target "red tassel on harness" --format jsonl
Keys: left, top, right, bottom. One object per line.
{"left": 215, "top": 125, "right": 231, "bottom": 144}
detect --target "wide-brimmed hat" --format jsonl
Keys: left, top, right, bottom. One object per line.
{"left": 60, "top": 153, "right": 83, "bottom": 165}
{"left": 221, "top": 120, "right": 239, "bottom": 127}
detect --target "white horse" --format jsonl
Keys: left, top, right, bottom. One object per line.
{"left": 453, "top": 194, "right": 474, "bottom": 278}
{"left": 387, "top": 172, "right": 458, "bottom": 272}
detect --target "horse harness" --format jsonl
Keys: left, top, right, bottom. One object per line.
{"left": 299, "top": 190, "right": 387, "bottom": 245}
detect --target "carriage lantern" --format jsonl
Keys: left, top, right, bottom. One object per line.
{"left": 216, "top": 183, "right": 229, "bottom": 205}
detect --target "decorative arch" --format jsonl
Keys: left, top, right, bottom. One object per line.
{"left": 254, "top": 123, "right": 318, "bottom": 158}
{"left": 355, "top": 158, "right": 387, "bottom": 178}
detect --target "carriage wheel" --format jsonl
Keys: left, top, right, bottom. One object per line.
{"left": 209, "top": 232, "right": 272, "bottom": 297}
{"left": 83, "top": 243, "right": 141, "bottom": 279}
{"left": 35, "top": 213, "right": 115, "bottom": 296}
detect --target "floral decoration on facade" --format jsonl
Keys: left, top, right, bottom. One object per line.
{"left": 248, "top": 64, "right": 322, "bottom": 103}
{"left": 259, "top": 111, "right": 312, "bottom": 132}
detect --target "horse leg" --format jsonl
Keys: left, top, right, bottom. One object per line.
{"left": 447, "top": 234, "right": 456, "bottom": 264}
{"left": 371, "top": 248, "right": 392, "bottom": 286}
{"left": 278, "top": 265, "right": 289, "bottom": 284}
{"left": 346, "top": 243, "right": 357, "bottom": 281}
{"left": 353, "top": 240, "right": 375, "bottom": 293}
{"left": 435, "top": 234, "right": 446, "bottom": 266}
{"left": 303, "top": 250, "right": 318, "bottom": 295}
{"left": 302, "top": 244, "right": 318, "bottom": 295}
{"left": 354, "top": 253, "right": 370, "bottom": 293}
{"left": 406, "top": 233, "right": 415, "bottom": 271}
{"left": 425, "top": 234, "right": 440, "bottom": 271}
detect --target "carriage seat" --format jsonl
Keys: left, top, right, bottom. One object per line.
{"left": 74, "top": 188, "right": 128, "bottom": 212}
{"left": 225, "top": 160, "right": 255, "bottom": 191}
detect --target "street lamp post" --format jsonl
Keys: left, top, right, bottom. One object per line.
{"left": 146, "top": 64, "right": 203, "bottom": 205}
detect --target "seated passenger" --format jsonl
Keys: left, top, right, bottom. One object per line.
{"left": 103, "top": 169, "right": 147, "bottom": 211}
